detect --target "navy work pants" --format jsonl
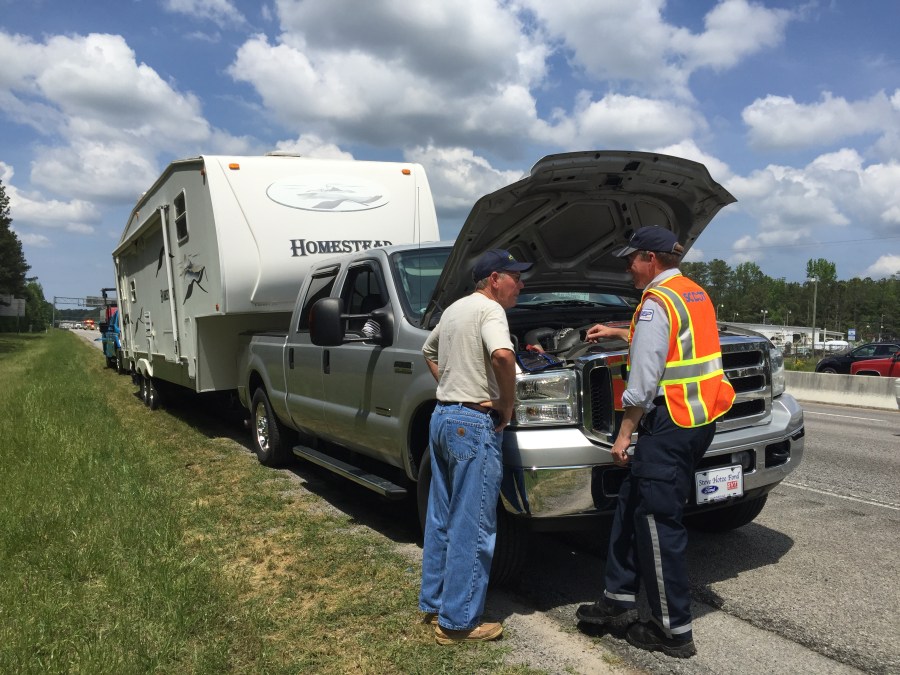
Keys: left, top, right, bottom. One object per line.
{"left": 602, "top": 404, "right": 715, "bottom": 641}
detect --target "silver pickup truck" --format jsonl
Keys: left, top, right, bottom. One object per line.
{"left": 237, "top": 151, "right": 805, "bottom": 583}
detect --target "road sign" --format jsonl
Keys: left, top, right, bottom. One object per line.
{"left": 847, "top": 328, "right": 856, "bottom": 341}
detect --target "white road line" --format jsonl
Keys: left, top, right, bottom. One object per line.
{"left": 781, "top": 481, "right": 900, "bottom": 511}
{"left": 804, "top": 410, "right": 891, "bottom": 423}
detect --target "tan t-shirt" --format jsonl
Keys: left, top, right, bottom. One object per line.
{"left": 422, "top": 292, "right": 514, "bottom": 403}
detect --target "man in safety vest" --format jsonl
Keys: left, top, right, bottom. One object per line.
{"left": 576, "top": 226, "right": 735, "bottom": 659}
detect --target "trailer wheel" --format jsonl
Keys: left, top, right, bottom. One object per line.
{"left": 139, "top": 375, "right": 150, "bottom": 405}
{"left": 251, "top": 389, "right": 292, "bottom": 467}
{"left": 146, "top": 378, "right": 161, "bottom": 410}
{"left": 685, "top": 494, "right": 768, "bottom": 532}
{"left": 416, "top": 450, "right": 526, "bottom": 587}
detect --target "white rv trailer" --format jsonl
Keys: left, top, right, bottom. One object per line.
{"left": 113, "top": 154, "right": 439, "bottom": 402}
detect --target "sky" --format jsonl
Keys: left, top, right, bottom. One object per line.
{"left": 2, "top": 0, "right": 900, "bottom": 304}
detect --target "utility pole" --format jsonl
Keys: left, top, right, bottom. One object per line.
{"left": 807, "top": 277, "right": 819, "bottom": 357}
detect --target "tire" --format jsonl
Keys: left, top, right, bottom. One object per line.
{"left": 686, "top": 494, "right": 768, "bottom": 532}
{"left": 416, "top": 450, "right": 526, "bottom": 587}
{"left": 819, "top": 367, "right": 837, "bottom": 374}
{"left": 139, "top": 375, "right": 150, "bottom": 405}
{"left": 250, "top": 388, "right": 292, "bottom": 467}
{"left": 146, "top": 378, "right": 161, "bottom": 410}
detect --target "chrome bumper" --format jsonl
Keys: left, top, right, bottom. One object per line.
{"left": 500, "top": 394, "right": 805, "bottom": 519}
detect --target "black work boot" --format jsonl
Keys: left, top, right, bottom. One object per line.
{"left": 575, "top": 598, "right": 638, "bottom": 628}
{"left": 625, "top": 621, "right": 697, "bottom": 658}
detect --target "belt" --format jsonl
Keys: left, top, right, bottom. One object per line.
{"left": 439, "top": 401, "right": 494, "bottom": 415}
{"left": 652, "top": 396, "right": 665, "bottom": 407}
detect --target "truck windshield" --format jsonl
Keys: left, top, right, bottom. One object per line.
{"left": 391, "top": 247, "right": 452, "bottom": 324}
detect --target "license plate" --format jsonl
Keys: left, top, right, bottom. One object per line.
{"left": 695, "top": 464, "right": 743, "bottom": 504}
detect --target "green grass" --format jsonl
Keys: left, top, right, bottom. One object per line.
{"left": 0, "top": 332, "right": 536, "bottom": 674}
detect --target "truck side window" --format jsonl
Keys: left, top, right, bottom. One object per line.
{"left": 341, "top": 265, "right": 386, "bottom": 334}
{"left": 298, "top": 269, "right": 338, "bottom": 330}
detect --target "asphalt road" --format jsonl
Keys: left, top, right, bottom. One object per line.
{"left": 506, "top": 400, "right": 899, "bottom": 674}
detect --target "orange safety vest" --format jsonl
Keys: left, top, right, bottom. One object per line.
{"left": 627, "top": 273, "right": 735, "bottom": 428}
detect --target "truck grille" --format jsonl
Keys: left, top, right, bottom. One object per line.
{"left": 582, "top": 339, "right": 772, "bottom": 439}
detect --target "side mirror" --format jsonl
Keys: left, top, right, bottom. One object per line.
{"left": 893, "top": 351, "right": 900, "bottom": 362}
{"left": 368, "top": 307, "right": 394, "bottom": 347}
{"left": 310, "top": 297, "right": 345, "bottom": 346}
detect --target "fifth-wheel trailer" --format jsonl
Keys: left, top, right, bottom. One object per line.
{"left": 112, "top": 153, "right": 439, "bottom": 408}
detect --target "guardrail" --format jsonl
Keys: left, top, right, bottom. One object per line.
{"left": 785, "top": 371, "right": 898, "bottom": 410}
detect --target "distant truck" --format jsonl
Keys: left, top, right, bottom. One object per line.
{"left": 237, "top": 151, "right": 806, "bottom": 583}
{"left": 112, "top": 153, "right": 439, "bottom": 409}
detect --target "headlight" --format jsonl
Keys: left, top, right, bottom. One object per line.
{"left": 770, "top": 346, "right": 785, "bottom": 397}
{"left": 514, "top": 369, "right": 579, "bottom": 426}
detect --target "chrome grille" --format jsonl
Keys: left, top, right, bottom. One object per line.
{"left": 581, "top": 337, "right": 772, "bottom": 439}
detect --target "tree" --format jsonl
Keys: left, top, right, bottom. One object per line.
{"left": 0, "top": 179, "right": 29, "bottom": 296}
{"left": 23, "top": 280, "right": 52, "bottom": 332}
{"left": 805, "top": 258, "right": 837, "bottom": 284}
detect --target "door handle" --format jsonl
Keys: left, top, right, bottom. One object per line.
{"left": 289, "top": 347, "right": 294, "bottom": 369}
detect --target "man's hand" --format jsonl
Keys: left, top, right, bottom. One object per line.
{"left": 585, "top": 323, "right": 629, "bottom": 343}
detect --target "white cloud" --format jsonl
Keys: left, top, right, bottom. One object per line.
{"left": 227, "top": 2, "right": 553, "bottom": 156}
{"left": 520, "top": 0, "right": 793, "bottom": 98}
{"left": 162, "top": 0, "right": 247, "bottom": 28}
{"left": 403, "top": 145, "right": 523, "bottom": 219}
{"left": 864, "top": 254, "right": 900, "bottom": 279}
{"left": 7, "top": 180, "right": 100, "bottom": 235}
{"left": 743, "top": 90, "right": 900, "bottom": 150}
{"left": 16, "top": 231, "right": 52, "bottom": 248}
{"left": 274, "top": 134, "right": 354, "bottom": 160}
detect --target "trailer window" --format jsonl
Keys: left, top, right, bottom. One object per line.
{"left": 129, "top": 279, "right": 137, "bottom": 302}
{"left": 298, "top": 269, "right": 339, "bottom": 330}
{"left": 174, "top": 191, "right": 188, "bottom": 242}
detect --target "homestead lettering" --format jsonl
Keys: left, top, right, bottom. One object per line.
{"left": 289, "top": 239, "right": 394, "bottom": 257}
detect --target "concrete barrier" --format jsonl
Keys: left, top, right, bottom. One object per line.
{"left": 785, "top": 371, "right": 898, "bottom": 410}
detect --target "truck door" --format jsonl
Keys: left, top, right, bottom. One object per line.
{"left": 284, "top": 267, "right": 339, "bottom": 436}
{"left": 321, "top": 260, "right": 401, "bottom": 459}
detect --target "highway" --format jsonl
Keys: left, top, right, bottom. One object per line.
{"left": 507, "top": 400, "right": 899, "bottom": 674}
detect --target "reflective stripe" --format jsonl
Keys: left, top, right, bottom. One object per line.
{"left": 649, "top": 286, "right": 693, "bottom": 360}
{"left": 646, "top": 514, "right": 671, "bottom": 631}
{"left": 660, "top": 354, "right": 725, "bottom": 382}
{"left": 604, "top": 590, "right": 636, "bottom": 603}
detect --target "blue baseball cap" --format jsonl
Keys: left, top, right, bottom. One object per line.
{"left": 472, "top": 248, "right": 533, "bottom": 281}
{"left": 614, "top": 226, "right": 681, "bottom": 257}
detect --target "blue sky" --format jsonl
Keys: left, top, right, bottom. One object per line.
{"left": 2, "top": 0, "right": 900, "bottom": 303}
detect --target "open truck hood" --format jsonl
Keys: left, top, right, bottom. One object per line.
{"left": 424, "top": 150, "right": 735, "bottom": 326}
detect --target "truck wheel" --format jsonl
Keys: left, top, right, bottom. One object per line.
{"left": 819, "top": 367, "right": 837, "bottom": 374}
{"left": 251, "top": 389, "right": 292, "bottom": 467}
{"left": 416, "top": 450, "right": 526, "bottom": 587}
{"left": 686, "top": 494, "right": 768, "bottom": 532}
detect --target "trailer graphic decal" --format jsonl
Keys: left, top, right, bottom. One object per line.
{"left": 179, "top": 254, "right": 208, "bottom": 300}
{"left": 266, "top": 176, "right": 390, "bottom": 212}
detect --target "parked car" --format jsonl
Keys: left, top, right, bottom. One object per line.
{"left": 815, "top": 342, "right": 900, "bottom": 374}
{"left": 850, "top": 351, "right": 900, "bottom": 377}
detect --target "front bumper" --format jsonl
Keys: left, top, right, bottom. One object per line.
{"left": 499, "top": 393, "right": 805, "bottom": 522}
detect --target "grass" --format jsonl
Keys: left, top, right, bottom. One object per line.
{"left": 0, "top": 331, "right": 538, "bottom": 674}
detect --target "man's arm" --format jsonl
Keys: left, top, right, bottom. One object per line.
{"left": 610, "top": 406, "right": 642, "bottom": 466}
{"left": 585, "top": 323, "right": 629, "bottom": 342}
{"left": 425, "top": 357, "right": 439, "bottom": 382}
{"left": 489, "top": 347, "right": 516, "bottom": 431}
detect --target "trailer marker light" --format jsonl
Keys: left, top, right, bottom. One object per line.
{"left": 402, "top": 168, "right": 411, "bottom": 175}
{"left": 229, "top": 163, "right": 240, "bottom": 170}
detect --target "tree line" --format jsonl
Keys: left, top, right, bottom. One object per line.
{"left": 0, "top": 179, "right": 53, "bottom": 332}
{"left": 681, "top": 258, "right": 898, "bottom": 343}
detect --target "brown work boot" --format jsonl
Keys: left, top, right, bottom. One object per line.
{"left": 434, "top": 621, "right": 503, "bottom": 644}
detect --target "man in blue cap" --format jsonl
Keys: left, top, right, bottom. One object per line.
{"left": 578, "top": 226, "right": 734, "bottom": 659}
{"left": 419, "top": 248, "right": 532, "bottom": 644}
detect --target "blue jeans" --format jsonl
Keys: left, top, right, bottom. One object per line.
{"left": 419, "top": 403, "right": 503, "bottom": 630}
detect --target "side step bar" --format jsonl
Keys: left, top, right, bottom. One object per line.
{"left": 292, "top": 445, "right": 408, "bottom": 500}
